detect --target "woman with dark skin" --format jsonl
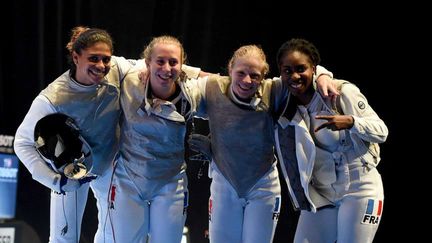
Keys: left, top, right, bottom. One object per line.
{"left": 274, "top": 38, "right": 388, "bottom": 243}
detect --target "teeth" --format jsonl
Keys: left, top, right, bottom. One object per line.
{"left": 159, "top": 74, "right": 172, "bottom": 80}
{"left": 90, "top": 69, "right": 104, "bottom": 75}
{"left": 290, "top": 83, "right": 302, "bottom": 88}
{"left": 239, "top": 85, "right": 252, "bottom": 90}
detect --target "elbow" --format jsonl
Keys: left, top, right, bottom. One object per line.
{"left": 13, "top": 137, "right": 24, "bottom": 159}
{"left": 380, "top": 124, "right": 389, "bottom": 142}
{"left": 373, "top": 125, "right": 389, "bottom": 143}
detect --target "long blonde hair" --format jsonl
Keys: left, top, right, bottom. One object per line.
{"left": 141, "top": 35, "right": 186, "bottom": 64}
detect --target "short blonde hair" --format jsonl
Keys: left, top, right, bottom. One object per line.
{"left": 228, "top": 45, "right": 269, "bottom": 77}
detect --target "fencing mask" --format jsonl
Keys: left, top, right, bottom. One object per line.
{"left": 34, "top": 113, "right": 93, "bottom": 179}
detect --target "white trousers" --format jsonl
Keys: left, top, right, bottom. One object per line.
{"left": 295, "top": 167, "right": 384, "bottom": 243}
{"left": 208, "top": 162, "right": 281, "bottom": 243}
{"left": 108, "top": 161, "right": 188, "bottom": 243}
{"left": 49, "top": 164, "right": 114, "bottom": 243}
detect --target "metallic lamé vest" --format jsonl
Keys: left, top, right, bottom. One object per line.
{"left": 206, "top": 75, "right": 276, "bottom": 197}
{"left": 40, "top": 63, "right": 122, "bottom": 176}
{"left": 119, "top": 70, "right": 200, "bottom": 199}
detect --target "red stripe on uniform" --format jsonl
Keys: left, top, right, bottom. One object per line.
{"left": 208, "top": 199, "right": 212, "bottom": 214}
{"left": 377, "top": 200, "right": 382, "bottom": 216}
{"left": 110, "top": 185, "right": 116, "bottom": 202}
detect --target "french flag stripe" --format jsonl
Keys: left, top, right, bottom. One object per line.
{"left": 377, "top": 200, "right": 383, "bottom": 216}
{"left": 366, "top": 199, "right": 374, "bottom": 214}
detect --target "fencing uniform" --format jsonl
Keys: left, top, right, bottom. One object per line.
{"left": 193, "top": 66, "right": 332, "bottom": 243}
{"left": 274, "top": 80, "right": 388, "bottom": 243}
{"left": 14, "top": 56, "right": 135, "bottom": 243}
{"left": 197, "top": 75, "right": 286, "bottom": 243}
{"left": 108, "top": 69, "right": 204, "bottom": 243}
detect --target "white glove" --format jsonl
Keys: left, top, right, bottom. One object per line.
{"left": 32, "top": 162, "right": 83, "bottom": 193}
{"left": 56, "top": 174, "right": 81, "bottom": 193}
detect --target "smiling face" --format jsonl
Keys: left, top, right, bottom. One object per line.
{"left": 142, "top": 36, "right": 186, "bottom": 100}
{"left": 230, "top": 56, "right": 264, "bottom": 100}
{"left": 72, "top": 42, "right": 112, "bottom": 85}
{"left": 228, "top": 45, "right": 268, "bottom": 100}
{"left": 279, "top": 50, "right": 316, "bottom": 103}
{"left": 145, "top": 43, "right": 182, "bottom": 99}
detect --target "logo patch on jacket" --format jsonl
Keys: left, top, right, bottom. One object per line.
{"left": 361, "top": 199, "right": 382, "bottom": 225}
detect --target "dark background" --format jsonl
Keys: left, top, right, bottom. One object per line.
{"left": 0, "top": 0, "right": 419, "bottom": 242}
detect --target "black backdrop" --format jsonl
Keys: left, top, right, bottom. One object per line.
{"left": 0, "top": 0, "right": 417, "bottom": 242}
